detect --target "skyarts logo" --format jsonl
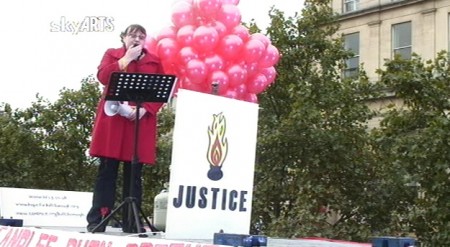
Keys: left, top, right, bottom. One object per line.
{"left": 206, "top": 112, "right": 228, "bottom": 181}
{"left": 49, "top": 16, "right": 114, "bottom": 35}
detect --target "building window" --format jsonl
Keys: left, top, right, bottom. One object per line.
{"left": 344, "top": 0, "right": 359, "bottom": 13}
{"left": 392, "top": 22, "right": 412, "bottom": 59}
{"left": 344, "top": 32, "right": 360, "bottom": 78}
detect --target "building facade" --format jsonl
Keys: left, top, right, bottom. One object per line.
{"left": 331, "top": 0, "right": 450, "bottom": 127}
{"left": 332, "top": 0, "right": 450, "bottom": 81}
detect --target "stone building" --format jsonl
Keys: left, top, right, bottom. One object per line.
{"left": 331, "top": 0, "right": 450, "bottom": 127}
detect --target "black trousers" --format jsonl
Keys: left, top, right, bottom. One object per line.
{"left": 86, "top": 157, "right": 143, "bottom": 232}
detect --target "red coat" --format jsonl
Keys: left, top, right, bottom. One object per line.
{"left": 89, "top": 47, "right": 165, "bottom": 165}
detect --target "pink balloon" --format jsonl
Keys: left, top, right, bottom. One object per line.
{"left": 242, "top": 62, "right": 259, "bottom": 77}
{"left": 250, "top": 33, "right": 270, "bottom": 48}
{"left": 231, "top": 24, "right": 250, "bottom": 42}
{"left": 195, "top": 0, "right": 221, "bottom": 19}
{"left": 178, "top": 46, "right": 199, "bottom": 65}
{"left": 181, "top": 77, "right": 208, "bottom": 93}
{"left": 157, "top": 38, "right": 180, "bottom": 62}
{"left": 226, "top": 64, "right": 247, "bottom": 87}
{"left": 243, "top": 39, "right": 265, "bottom": 63}
{"left": 208, "top": 21, "right": 227, "bottom": 38}
{"left": 222, "top": 88, "right": 239, "bottom": 99}
{"left": 193, "top": 25, "right": 219, "bottom": 53}
{"left": 258, "top": 44, "right": 280, "bottom": 68}
{"left": 217, "top": 34, "right": 244, "bottom": 60}
{"left": 171, "top": 1, "right": 195, "bottom": 28}
{"left": 243, "top": 93, "right": 258, "bottom": 103}
{"left": 144, "top": 37, "right": 158, "bottom": 55}
{"left": 247, "top": 74, "right": 268, "bottom": 94}
{"left": 261, "top": 66, "right": 277, "bottom": 85}
{"left": 234, "top": 83, "right": 248, "bottom": 97}
{"left": 162, "top": 61, "right": 177, "bottom": 74}
{"left": 221, "top": 0, "right": 240, "bottom": 5}
{"left": 206, "top": 70, "right": 229, "bottom": 94}
{"left": 176, "top": 25, "right": 196, "bottom": 47}
{"left": 217, "top": 4, "right": 242, "bottom": 29}
{"left": 185, "top": 59, "right": 208, "bottom": 84}
{"left": 204, "top": 53, "right": 225, "bottom": 71}
{"left": 156, "top": 26, "right": 178, "bottom": 42}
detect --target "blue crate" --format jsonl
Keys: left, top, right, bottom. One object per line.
{"left": 372, "top": 236, "right": 416, "bottom": 247}
{"left": 213, "top": 233, "right": 267, "bottom": 246}
{"left": 0, "top": 218, "right": 23, "bottom": 227}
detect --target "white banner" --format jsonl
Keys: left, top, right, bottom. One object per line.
{"left": 0, "top": 226, "right": 221, "bottom": 247}
{"left": 0, "top": 226, "right": 371, "bottom": 247}
{"left": 0, "top": 187, "right": 92, "bottom": 227}
{"left": 165, "top": 89, "right": 259, "bottom": 240}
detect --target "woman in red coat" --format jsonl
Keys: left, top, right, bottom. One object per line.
{"left": 86, "top": 24, "right": 165, "bottom": 233}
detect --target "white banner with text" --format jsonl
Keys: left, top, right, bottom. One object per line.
{"left": 0, "top": 187, "right": 92, "bottom": 227}
{"left": 165, "top": 89, "right": 259, "bottom": 239}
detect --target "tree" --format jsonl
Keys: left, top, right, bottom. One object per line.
{"left": 0, "top": 75, "right": 101, "bottom": 191}
{"left": 0, "top": 75, "right": 176, "bottom": 222}
{"left": 372, "top": 52, "right": 450, "bottom": 246}
{"left": 251, "top": 0, "right": 386, "bottom": 241}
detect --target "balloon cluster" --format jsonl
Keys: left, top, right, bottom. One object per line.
{"left": 146, "top": 0, "right": 280, "bottom": 103}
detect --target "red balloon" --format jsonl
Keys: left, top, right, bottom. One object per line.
{"left": 195, "top": 0, "right": 221, "bottom": 19}
{"left": 193, "top": 26, "right": 219, "bottom": 53}
{"left": 217, "top": 34, "right": 244, "bottom": 60}
{"left": 144, "top": 37, "right": 157, "bottom": 55}
{"left": 247, "top": 73, "right": 268, "bottom": 94}
{"left": 157, "top": 37, "right": 179, "bottom": 62}
{"left": 243, "top": 39, "right": 265, "bottom": 63}
{"left": 171, "top": 1, "right": 195, "bottom": 28}
{"left": 243, "top": 93, "right": 258, "bottom": 103}
{"left": 217, "top": 4, "right": 242, "bottom": 29}
{"left": 206, "top": 70, "right": 229, "bottom": 94}
{"left": 162, "top": 61, "right": 177, "bottom": 74}
{"left": 242, "top": 62, "right": 259, "bottom": 77}
{"left": 258, "top": 44, "right": 280, "bottom": 68}
{"left": 176, "top": 25, "right": 196, "bottom": 47}
{"left": 222, "top": 88, "right": 239, "bottom": 99}
{"left": 250, "top": 33, "right": 270, "bottom": 48}
{"left": 181, "top": 77, "right": 208, "bottom": 93}
{"left": 260, "top": 66, "right": 277, "bottom": 85}
{"left": 231, "top": 24, "right": 250, "bottom": 42}
{"left": 234, "top": 83, "right": 248, "bottom": 98}
{"left": 156, "top": 26, "right": 178, "bottom": 42}
{"left": 185, "top": 59, "right": 208, "bottom": 84}
{"left": 204, "top": 53, "right": 225, "bottom": 71}
{"left": 208, "top": 20, "right": 227, "bottom": 38}
{"left": 178, "top": 46, "right": 199, "bottom": 65}
{"left": 226, "top": 64, "right": 247, "bottom": 87}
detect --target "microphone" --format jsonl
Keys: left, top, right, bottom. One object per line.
{"left": 133, "top": 43, "right": 144, "bottom": 60}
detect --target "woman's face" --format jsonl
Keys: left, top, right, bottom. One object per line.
{"left": 122, "top": 30, "right": 146, "bottom": 49}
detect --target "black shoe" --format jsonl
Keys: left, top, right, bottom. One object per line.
{"left": 87, "top": 223, "right": 106, "bottom": 233}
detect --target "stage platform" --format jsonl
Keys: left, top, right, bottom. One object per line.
{"left": 0, "top": 225, "right": 371, "bottom": 247}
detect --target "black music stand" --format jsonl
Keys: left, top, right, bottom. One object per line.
{"left": 91, "top": 72, "right": 177, "bottom": 234}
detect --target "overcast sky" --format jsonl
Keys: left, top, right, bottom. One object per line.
{"left": 0, "top": 0, "right": 303, "bottom": 109}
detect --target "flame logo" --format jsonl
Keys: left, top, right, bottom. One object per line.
{"left": 207, "top": 113, "right": 228, "bottom": 181}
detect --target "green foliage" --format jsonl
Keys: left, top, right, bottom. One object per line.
{"left": 251, "top": 0, "right": 383, "bottom": 241}
{"left": 373, "top": 52, "right": 450, "bottom": 246}
{"left": 0, "top": 76, "right": 100, "bottom": 191}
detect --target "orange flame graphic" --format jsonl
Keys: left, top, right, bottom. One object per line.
{"left": 207, "top": 113, "right": 228, "bottom": 167}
